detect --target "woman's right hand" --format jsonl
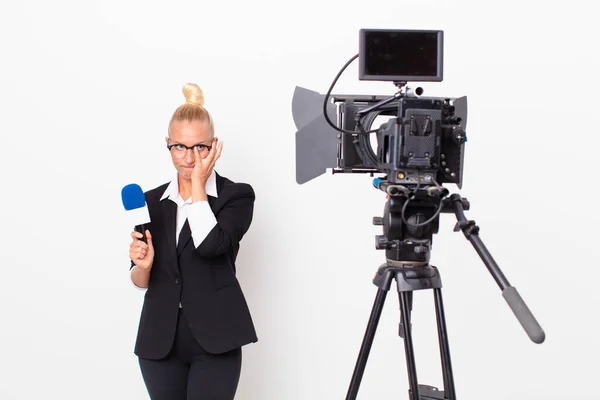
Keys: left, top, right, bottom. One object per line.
{"left": 130, "top": 230, "right": 154, "bottom": 271}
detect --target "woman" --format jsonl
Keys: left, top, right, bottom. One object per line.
{"left": 128, "top": 83, "right": 258, "bottom": 399}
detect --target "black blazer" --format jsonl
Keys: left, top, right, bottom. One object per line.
{"left": 131, "top": 172, "right": 258, "bottom": 359}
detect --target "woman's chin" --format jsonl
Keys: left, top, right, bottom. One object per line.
{"left": 178, "top": 170, "right": 193, "bottom": 180}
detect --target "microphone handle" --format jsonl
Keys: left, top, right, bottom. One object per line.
{"left": 135, "top": 223, "right": 150, "bottom": 244}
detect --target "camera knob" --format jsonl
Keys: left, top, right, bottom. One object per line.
{"left": 453, "top": 129, "right": 467, "bottom": 144}
{"left": 375, "top": 235, "right": 389, "bottom": 250}
{"left": 373, "top": 217, "right": 383, "bottom": 226}
{"left": 414, "top": 246, "right": 428, "bottom": 254}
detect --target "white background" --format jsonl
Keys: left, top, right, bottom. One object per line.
{"left": 1, "top": 0, "right": 598, "bottom": 399}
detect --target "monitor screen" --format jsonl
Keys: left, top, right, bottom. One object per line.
{"left": 359, "top": 29, "right": 443, "bottom": 82}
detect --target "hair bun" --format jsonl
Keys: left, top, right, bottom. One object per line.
{"left": 182, "top": 83, "right": 205, "bottom": 107}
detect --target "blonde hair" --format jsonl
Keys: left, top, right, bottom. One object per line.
{"left": 168, "top": 83, "right": 215, "bottom": 136}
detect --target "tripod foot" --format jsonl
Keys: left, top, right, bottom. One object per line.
{"left": 413, "top": 385, "right": 446, "bottom": 400}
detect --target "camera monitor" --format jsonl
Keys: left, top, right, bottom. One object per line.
{"left": 358, "top": 29, "right": 443, "bottom": 82}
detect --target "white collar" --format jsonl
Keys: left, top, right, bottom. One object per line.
{"left": 160, "top": 169, "right": 218, "bottom": 202}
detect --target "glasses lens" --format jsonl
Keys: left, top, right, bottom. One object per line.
{"left": 170, "top": 145, "right": 187, "bottom": 158}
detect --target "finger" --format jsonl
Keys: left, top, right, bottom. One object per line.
{"left": 145, "top": 230, "right": 153, "bottom": 248}
{"left": 203, "top": 140, "right": 217, "bottom": 163}
{"left": 209, "top": 141, "right": 223, "bottom": 169}
{"left": 133, "top": 250, "right": 144, "bottom": 260}
{"left": 130, "top": 243, "right": 142, "bottom": 252}
{"left": 131, "top": 231, "right": 143, "bottom": 240}
{"left": 210, "top": 137, "right": 221, "bottom": 158}
{"left": 215, "top": 139, "right": 223, "bottom": 159}
{"left": 194, "top": 147, "right": 204, "bottom": 168}
{"left": 136, "top": 242, "right": 148, "bottom": 252}
{"left": 206, "top": 138, "right": 220, "bottom": 164}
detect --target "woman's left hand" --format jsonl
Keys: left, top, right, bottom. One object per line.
{"left": 192, "top": 137, "right": 223, "bottom": 187}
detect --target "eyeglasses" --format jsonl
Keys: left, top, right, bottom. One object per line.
{"left": 167, "top": 143, "right": 212, "bottom": 158}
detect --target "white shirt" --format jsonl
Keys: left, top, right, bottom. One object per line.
{"left": 159, "top": 170, "right": 218, "bottom": 247}
{"left": 131, "top": 170, "right": 219, "bottom": 293}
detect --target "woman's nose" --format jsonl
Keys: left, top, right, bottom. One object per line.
{"left": 184, "top": 149, "right": 195, "bottom": 163}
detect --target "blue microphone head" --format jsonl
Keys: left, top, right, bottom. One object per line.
{"left": 121, "top": 184, "right": 146, "bottom": 210}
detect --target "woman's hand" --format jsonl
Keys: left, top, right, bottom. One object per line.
{"left": 192, "top": 137, "right": 223, "bottom": 188}
{"left": 129, "top": 230, "right": 154, "bottom": 271}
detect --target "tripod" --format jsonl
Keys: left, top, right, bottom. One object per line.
{"left": 345, "top": 184, "right": 545, "bottom": 400}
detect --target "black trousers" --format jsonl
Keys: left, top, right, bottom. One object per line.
{"left": 138, "top": 308, "right": 242, "bottom": 400}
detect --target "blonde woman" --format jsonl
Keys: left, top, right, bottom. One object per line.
{"left": 129, "top": 83, "right": 257, "bottom": 399}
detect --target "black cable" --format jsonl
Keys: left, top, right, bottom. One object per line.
{"left": 400, "top": 174, "right": 445, "bottom": 228}
{"left": 322, "top": 54, "right": 379, "bottom": 136}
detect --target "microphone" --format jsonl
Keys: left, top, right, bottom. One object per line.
{"left": 121, "top": 183, "right": 151, "bottom": 243}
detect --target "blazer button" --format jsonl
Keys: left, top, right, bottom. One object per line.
{"left": 175, "top": 279, "right": 180, "bottom": 285}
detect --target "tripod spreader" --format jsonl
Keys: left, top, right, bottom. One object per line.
{"left": 445, "top": 193, "right": 546, "bottom": 344}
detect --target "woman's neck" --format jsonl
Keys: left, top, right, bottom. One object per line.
{"left": 178, "top": 175, "right": 193, "bottom": 200}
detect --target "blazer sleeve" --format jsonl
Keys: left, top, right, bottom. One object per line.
{"left": 194, "top": 182, "right": 255, "bottom": 258}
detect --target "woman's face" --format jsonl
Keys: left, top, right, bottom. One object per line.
{"left": 167, "top": 119, "right": 213, "bottom": 180}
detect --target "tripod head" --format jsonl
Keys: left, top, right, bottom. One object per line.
{"left": 372, "top": 177, "right": 468, "bottom": 267}
{"left": 371, "top": 176, "right": 545, "bottom": 345}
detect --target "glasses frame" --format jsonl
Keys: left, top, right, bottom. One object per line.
{"left": 167, "top": 143, "right": 213, "bottom": 157}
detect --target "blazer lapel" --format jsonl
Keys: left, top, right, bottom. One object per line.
{"left": 208, "top": 171, "right": 223, "bottom": 212}
{"left": 161, "top": 199, "right": 179, "bottom": 265}
{"left": 177, "top": 219, "right": 191, "bottom": 255}
{"left": 176, "top": 172, "right": 223, "bottom": 253}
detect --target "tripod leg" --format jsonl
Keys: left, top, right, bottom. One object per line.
{"left": 399, "top": 291, "right": 413, "bottom": 339}
{"left": 399, "top": 291, "right": 420, "bottom": 400}
{"left": 346, "top": 288, "right": 388, "bottom": 400}
{"left": 434, "top": 288, "right": 456, "bottom": 400}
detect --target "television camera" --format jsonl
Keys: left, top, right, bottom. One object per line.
{"left": 292, "top": 29, "right": 545, "bottom": 400}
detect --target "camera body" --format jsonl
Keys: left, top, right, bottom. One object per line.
{"left": 335, "top": 91, "right": 467, "bottom": 188}
{"left": 333, "top": 29, "right": 468, "bottom": 189}
{"left": 292, "top": 28, "right": 468, "bottom": 190}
